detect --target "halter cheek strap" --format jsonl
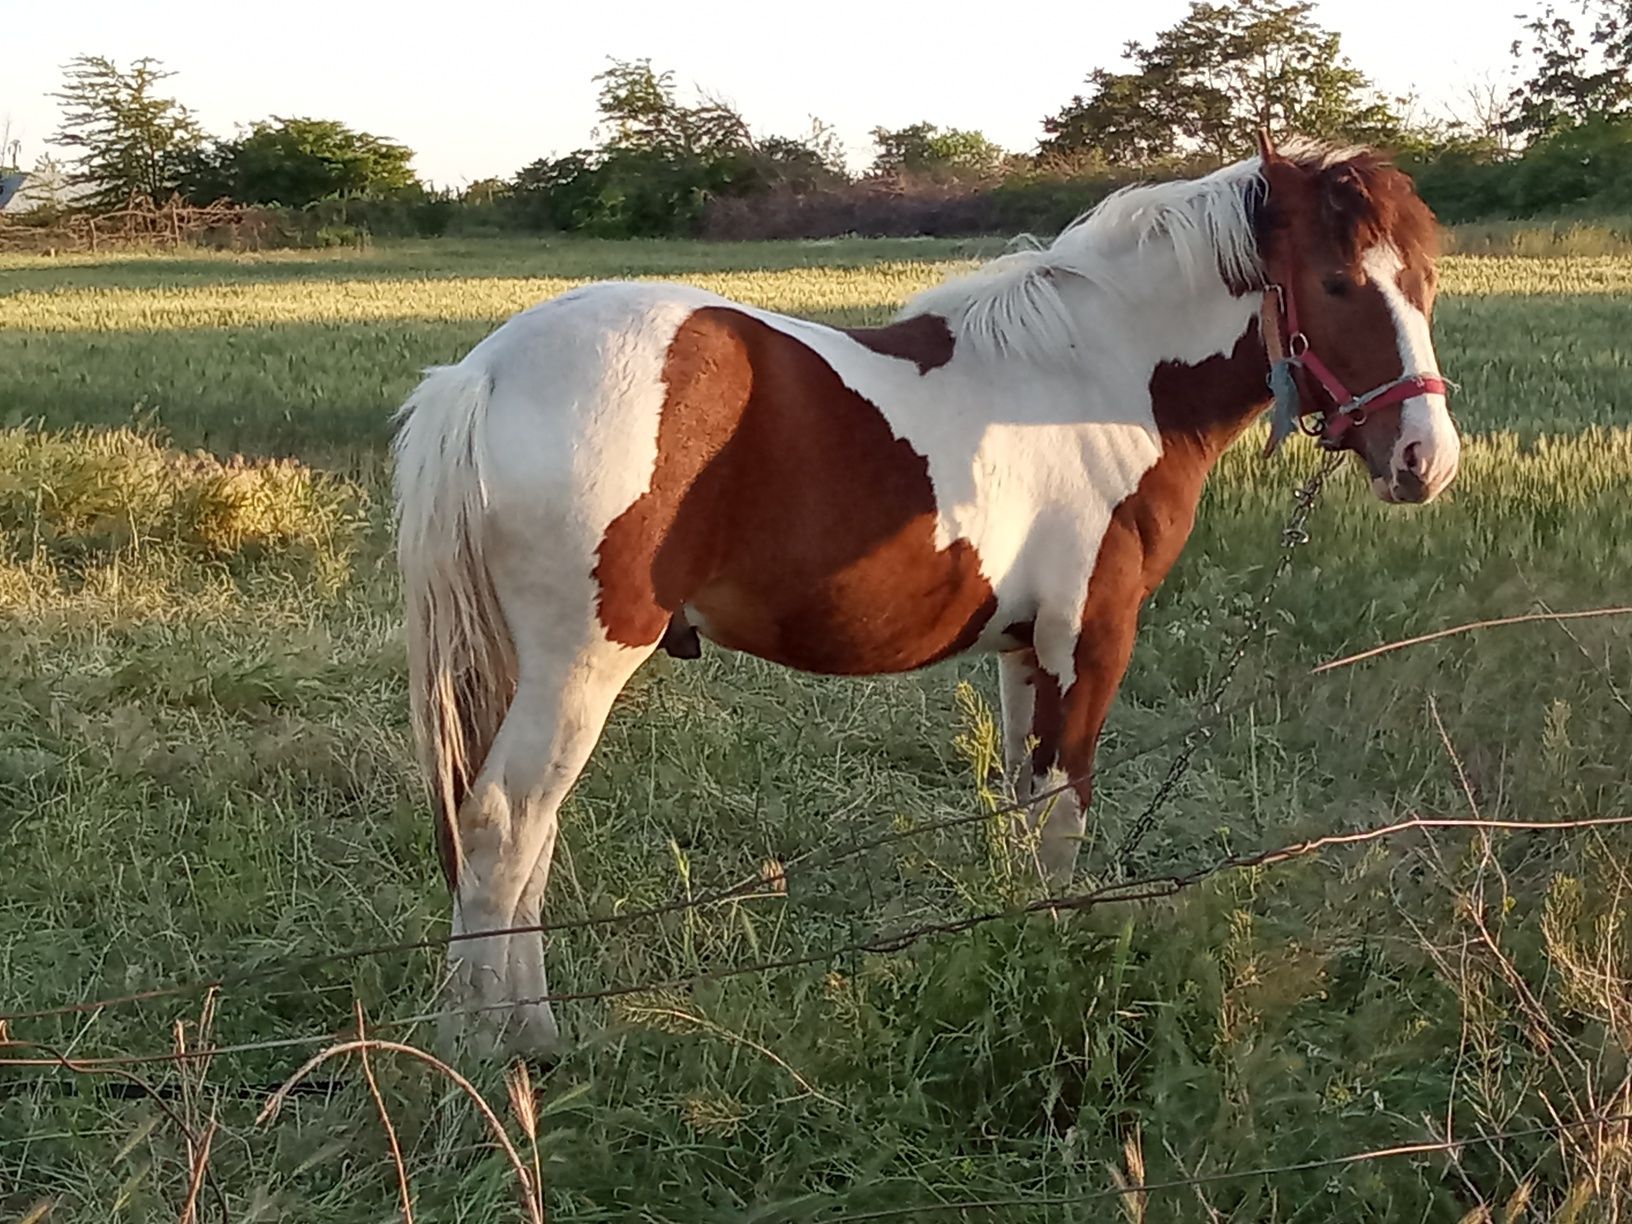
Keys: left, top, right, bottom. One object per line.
{"left": 1259, "top": 275, "right": 1449, "bottom": 456}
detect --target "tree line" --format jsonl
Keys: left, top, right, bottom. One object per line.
{"left": 9, "top": 0, "right": 1632, "bottom": 239}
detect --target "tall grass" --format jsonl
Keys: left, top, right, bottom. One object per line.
{"left": 1446, "top": 216, "right": 1632, "bottom": 258}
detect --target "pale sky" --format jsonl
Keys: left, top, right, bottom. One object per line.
{"left": 6, "top": 0, "right": 1521, "bottom": 187}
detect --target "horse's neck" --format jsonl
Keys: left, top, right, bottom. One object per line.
{"left": 1073, "top": 257, "right": 1270, "bottom": 456}
{"left": 1153, "top": 313, "right": 1272, "bottom": 455}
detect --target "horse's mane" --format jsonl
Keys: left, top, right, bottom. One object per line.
{"left": 899, "top": 138, "right": 1430, "bottom": 366}
{"left": 1278, "top": 138, "right": 1440, "bottom": 272}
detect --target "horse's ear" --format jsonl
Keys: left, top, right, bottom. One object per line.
{"left": 1329, "top": 163, "right": 1374, "bottom": 208}
{"left": 1323, "top": 162, "right": 1379, "bottom": 242}
{"left": 1257, "top": 127, "right": 1280, "bottom": 163}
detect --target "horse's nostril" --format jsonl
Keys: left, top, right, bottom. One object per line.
{"left": 1403, "top": 441, "right": 1423, "bottom": 473}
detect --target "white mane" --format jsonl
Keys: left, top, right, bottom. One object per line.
{"left": 901, "top": 155, "right": 1271, "bottom": 365}
{"left": 1277, "top": 135, "right": 1369, "bottom": 168}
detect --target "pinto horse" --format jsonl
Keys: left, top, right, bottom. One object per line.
{"left": 393, "top": 135, "right": 1459, "bottom": 1058}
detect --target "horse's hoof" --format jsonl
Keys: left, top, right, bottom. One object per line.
{"left": 503, "top": 1001, "right": 564, "bottom": 1065}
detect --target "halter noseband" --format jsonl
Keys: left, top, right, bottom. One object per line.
{"left": 1260, "top": 275, "right": 1448, "bottom": 455}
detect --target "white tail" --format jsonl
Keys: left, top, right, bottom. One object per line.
{"left": 392, "top": 362, "right": 518, "bottom": 889}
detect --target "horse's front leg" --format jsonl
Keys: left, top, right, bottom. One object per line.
{"left": 1013, "top": 608, "right": 1140, "bottom": 885}
{"left": 999, "top": 641, "right": 1082, "bottom": 883}
{"left": 999, "top": 647, "right": 1072, "bottom": 881}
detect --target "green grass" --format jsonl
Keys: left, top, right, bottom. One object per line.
{"left": 2, "top": 236, "right": 1631, "bottom": 1222}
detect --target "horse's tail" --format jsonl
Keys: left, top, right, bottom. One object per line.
{"left": 392, "top": 361, "right": 518, "bottom": 891}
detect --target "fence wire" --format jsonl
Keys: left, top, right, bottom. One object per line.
{"left": 3, "top": 601, "right": 1625, "bottom": 1034}
{"left": 7, "top": 809, "right": 1632, "bottom": 1075}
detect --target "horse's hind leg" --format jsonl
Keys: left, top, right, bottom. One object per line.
{"left": 998, "top": 648, "right": 1039, "bottom": 788}
{"left": 445, "top": 636, "right": 652, "bottom": 1061}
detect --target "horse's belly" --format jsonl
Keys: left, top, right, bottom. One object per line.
{"left": 684, "top": 539, "right": 1000, "bottom": 675}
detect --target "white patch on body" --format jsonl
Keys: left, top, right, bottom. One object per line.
{"left": 398, "top": 284, "right": 704, "bottom": 1058}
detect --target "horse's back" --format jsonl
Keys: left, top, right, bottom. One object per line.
{"left": 453, "top": 282, "right": 1006, "bottom": 672}
{"left": 474, "top": 279, "right": 727, "bottom": 410}
{"left": 469, "top": 281, "right": 727, "bottom": 527}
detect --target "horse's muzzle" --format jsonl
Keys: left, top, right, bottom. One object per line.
{"left": 1386, "top": 416, "right": 1459, "bottom": 504}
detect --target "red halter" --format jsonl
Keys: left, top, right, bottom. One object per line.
{"left": 1260, "top": 278, "right": 1449, "bottom": 450}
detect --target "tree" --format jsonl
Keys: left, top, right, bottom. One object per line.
{"left": 752, "top": 135, "right": 844, "bottom": 191}
{"left": 1447, "top": 74, "right": 1520, "bottom": 155}
{"left": 181, "top": 117, "right": 417, "bottom": 207}
{"left": 589, "top": 59, "right": 845, "bottom": 183}
{"left": 28, "top": 156, "right": 70, "bottom": 204}
{"left": 511, "top": 60, "right": 850, "bottom": 237}
{"left": 1507, "top": 2, "right": 1632, "bottom": 142}
{"left": 51, "top": 55, "right": 203, "bottom": 207}
{"left": 462, "top": 177, "right": 510, "bottom": 205}
{"left": 754, "top": 117, "right": 849, "bottom": 191}
{"left": 869, "top": 122, "right": 1007, "bottom": 180}
{"left": 592, "top": 59, "right": 752, "bottom": 158}
{"left": 1038, "top": 71, "right": 1183, "bottom": 166}
{"left": 793, "top": 117, "right": 849, "bottom": 180}
{"left": 1041, "top": 1, "right": 1403, "bottom": 165}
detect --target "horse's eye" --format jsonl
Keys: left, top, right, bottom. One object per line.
{"left": 1323, "top": 277, "right": 1351, "bottom": 298}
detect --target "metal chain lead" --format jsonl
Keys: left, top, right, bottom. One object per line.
{"left": 1113, "top": 452, "right": 1344, "bottom": 875}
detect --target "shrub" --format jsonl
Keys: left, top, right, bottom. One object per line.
{"left": 1407, "top": 118, "right": 1632, "bottom": 223}
{"left": 701, "top": 170, "right": 1159, "bottom": 241}
{"left": 0, "top": 427, "right": 360, "bottom": 585}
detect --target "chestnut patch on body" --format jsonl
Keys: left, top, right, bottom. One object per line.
{"left": 1130, "top": 319, "right": 1277, "bottom": 575}
{"left": 1096, "top": 321, "right": 1274, "bottom": 613}
{"left": 1029, "top": 323, "right": 1275, "bottom": 802}
{"left": 594, "top": 307, "right": 996, "bottom": 673}
{"left": 842, "top": 313, "right": 955, "bottom": 373}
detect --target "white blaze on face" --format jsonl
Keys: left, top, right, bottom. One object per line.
{"left": 1361, "top": 243, "right": 1461, "bottom": 502}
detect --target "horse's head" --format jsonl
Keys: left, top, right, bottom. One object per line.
{"left": 1255, "top": 134, "right": 1459, "bottom": 504}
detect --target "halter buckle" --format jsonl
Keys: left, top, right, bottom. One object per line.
{"left": 1287, "top": 333, "right": 1310, "bottom": 358}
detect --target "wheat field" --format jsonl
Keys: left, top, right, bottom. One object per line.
{"left": 2, "top": 237, "right": 1631, "bottom": 1222}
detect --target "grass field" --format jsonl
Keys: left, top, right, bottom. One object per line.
{"left": 2, "top": 236, "right": 1631, "bottom": 1222}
